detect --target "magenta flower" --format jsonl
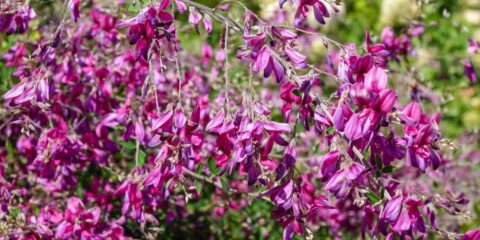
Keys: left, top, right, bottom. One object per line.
{"left": 344, "top": 113, "right": 363, "bottom": 141}
{"left": 0, "top": 4, "right": 36, "bottom": 35}
{"left": 55, "top": 198, "right": 102, "bottom": 239}
{"left": 373, "top": 89, "right": 397, "bottom": 113}
{"left": 325, "top": 162, "right": 365, "bottom": 198}
{"left": 118, "top": 3, "right": 174, "bottom": 59}
{"left": 467, "top": 38, "right": 479, "bottom": 54}
{"left": 391, "top": 198, "right": 427, "bottom": 235}
{"left": 380, "top": 26, "right": 413, "bottom": 62}
{"left": 280, "top": 0, "right": 338, "bottom": 27}
{"left": 318, "top": 151, "right": 340, "bottom": 180}
{"left": 381, "top": 195, "right": 404, "bottom": 224}
{"left": 188, "top": 9, "right": 202, "bottom": 33}
{"left": 364, "top": 66, "right": 388, "bottom": 93}
{"left": 463, "top": 59, "right": 478, "bottom": 83}
{"left": 406, "top": 123, "right": 442, "bottom": 171}
{"left": 285, "top": 45, "right": 307, "bottom": 68}
{"left": 463, "top": 228, "right": 480, "bottom": 240}
{"left": 68, "top": 0, "right": 80, "bottom": 22}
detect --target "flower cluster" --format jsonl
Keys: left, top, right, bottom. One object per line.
{"left": 280, "top": 0, "right": 339, "bottom": 27}
{"left": 0, "top": 2, "right": 36, "bottom": 35}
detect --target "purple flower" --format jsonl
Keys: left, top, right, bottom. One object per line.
{"left": 463, "top": 228, "right": 480, "bottom": 240}
{"left": 152, "top": 109, "right": 174, "bottom": 132}
{"left": 400, "top": 101, "right": 422, "bottom": 135}
{"left": 380, "top": 26, "right": 412, "bottom": 62}
{"left": 373, "top": 89, "right": 397, "bottom": 113}
{"left": 283, "top": 0, "right": 337, "bottom": 27}
{"left": 463, "top": 59, "right": 478, "bottom": 83}
{"left": 381, "top": 195, "right": 404, "bottom": 223}
{"left": 188, "top": 9, "right": 202, "bottom": 33}
{"left": 264, "top": 120, "right": 292, "bottom": 133}
{"left": 344, "top": 113, "right": 363, "bottom": 141}
{"left": 325, "top": 162, "right": 365, "bottom": 198}
{"left": 285, "top": 45, "right": 307, "bottom": 68}
{"left": 55, "top": 198, "right": 102, "bottom": 239}
{"left": 68, "top": 0, "right": 80, "bottom": 22}
{"left": 0, "top": 4, "right": 36, "bottom": 35}
{"left": 118, "top": 4, "right": 174, "bottom": 59}
{"left": 391, "top": 198, "right": 426, "bottom": 235}
{"left": 319, "top": 151, "right": 340, "bottom": 180}
{"left": 467, "top": 38, "right": 480, "bottom": 54}
{"left": 202, "top": 16, "right": 213, "bottom": 34}
{"left": 364, "top": 66, "right": 388, "bottom": 93}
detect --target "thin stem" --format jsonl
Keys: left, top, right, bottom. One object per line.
{"left": 135, "top": 140, "right": 140, "bottom": 167}
{"left": 311, "top": 65, "right": 340, "bottom": 83}
{"left": 213, "top": 0, "right": 265, "bottom": 24}
{"left": 182, "top": 166, "right": 226, "bottom": 191}
{"left": 224, "top": 23, "right": 230, "bottom": 112}
{"left": 181, "top": 166, "right": 269, "bottom": 200}
{"left": 426, "top": 225, "right": 463, "bottom": 240}
{"left": 178, "top": 0, "right": 242, "bottom": 32}
{"left": 149, "top": 43, "right": 161, "bottom": 115}
{"left": 270, "top": 24, "right": 345, "bottom": 49}
{"left": 171, "top": 4, "right": 183, "bottom": 106}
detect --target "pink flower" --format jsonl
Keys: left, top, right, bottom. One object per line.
{"left": 364, "top": 66, "right": 388, "bottom": 92}
{"left": 325, "top": 162, "right": 365, "bottom": 198}
{"left": 68, "top": 0, "right": 80, "bottom": 22}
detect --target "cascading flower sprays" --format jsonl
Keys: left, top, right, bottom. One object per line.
{"left": 233, "top": 4, "right": 450, "bottom": 237}
{"left": 306, "top": 28, "right": 458, "bottom": 238}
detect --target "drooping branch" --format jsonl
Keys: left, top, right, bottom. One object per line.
{"left": 178, "top": 0, "right": 242, "bottom": 32}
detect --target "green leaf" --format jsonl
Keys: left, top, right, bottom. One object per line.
{"left": 118, "top": 141, "right": 137, "bottom": 150}
{"left": 77, "top": 182, "right": 84, "bottom": 199}
{"left": 365, "top": 191, "right": 381, "bottom": 203}
{"left": 6, "top": 139, "right": 14, "bottom": 162}
{"left": 292, "top": 89, "right": 302, "bottom": 96}
{"left": 128, "top": 2, "right": 140, "bottom": 13}
{"left": 326, "top": 126, "right": 335, "bottom": 135}
{"left": 207, "top": 157, "right": 220, "bottom": 176}
{"left": 138, "top": 150, "right": 146, "bottom": 167}
{"left": 221, "top": 178, "right": 230, "bottom": 192}
{"left": 196, "top": 163, "right": 204, "bottom": 175}
{"left": 382, "top": 166, "right": 395, "bottom": 173}
{"left": 9, "top": 208, "right": 20, "bottom": 218}
{"left": 375, "top": 155, "right": 383, "bottom": 169}
{"left": 34, "top": 207, "right": 40, "bottom": 216}
{"left": 195, "top": 179, "right": 202, "bottom": 194}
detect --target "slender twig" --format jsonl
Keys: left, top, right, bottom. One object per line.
{"left": 149, "top": 43, "right": 161, "bottom": 115}
{"left": 426, "top": 225, "right": 463, "bottom": 240}
{"left": 270, "top": 24, "right": 345, "bottom": 49}
{"left": 182, "top": 166, "right": 226, "bottom": 191}
{"left": 178, "top": 0, "right": 242, "bottom": 32}
{"left": 181, "top": 166, "right": 270, "bottom": 200}
{"left": 171, "top": 4, "right": 183, "bottom": 106}
{"left": 224, "top": 23, "right": 230, "bottom": 113}
{"left": 135, "top": 136, "right": 140, "bottom": 167}
{"left": 213, "top": 0, "right": 265, "bottom": 24}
